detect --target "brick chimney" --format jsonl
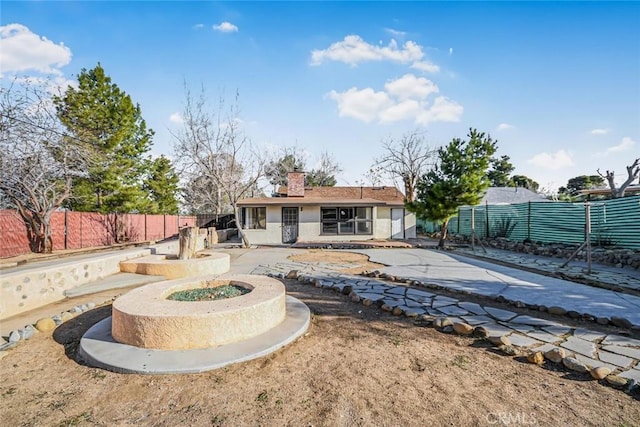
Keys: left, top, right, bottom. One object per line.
{"left": 287, "top": 170, "right": 305, "bottom": 197}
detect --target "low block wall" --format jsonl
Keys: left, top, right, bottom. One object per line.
{"left": 0, "top": 248, "right": 151, "bottom": 320}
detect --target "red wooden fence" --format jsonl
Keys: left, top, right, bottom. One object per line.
{"left": 0, "top": 210, "right": 196, "bottom": 258}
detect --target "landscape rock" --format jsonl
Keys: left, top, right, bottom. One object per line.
{"left": 416, "top": 315, "right": 435, "bottom": 326}
{"left": 498, "top": 345, "right": 519, "bottom": 356}
{"left": 610, "top": 317, "right": 633, "bottom": 329}
{"left": 488, "top": 335, "right": 512, "bottom": 347}
{"left": 596, "top": 317, "right": 610, "bottom": 326}
{"left": 567, "top": 310, "right": 581, "bottom": 319}
{"left": 548, "top": 306, "right": 567, "bottom": 316}
{"left": 285, "top": 270, "right": 298, "bottom": 279}
{"left": 590, "top": 366, "right": 612, "bottom": 380}
{"left": 562, "top": 356, "right": 589, "bottom": 373}
{"left": 527, "top": 352, "right": 544, "bottom": 365}
{"left": 381, "top": 304, "right": 393, "bottom": 312}
{"left": 19, "top": 325, "right": 36, "bottom": 340}
{"left": 8, "top": 330, "right": 20, "bottom": 343}
{"left": 392, "top": 307, "right": 403, "bottom": 316}
{"left": 60, "top": 311, "right": 74, "bottom": 322}
{"left": 350, "top": 293, "right": 361, "bottom": 303}
{"left": 362, "top": 298, "right": 373, "bottom": 307}
{"left": 452, "top": 322, "right": 474, "bottom": 335}
{"left": 605, "top": 375, "right": 628, "bottom": 387}
{"left": 544, "top": 348, "right": 566, "bottom": 363}
{"left": 341, "top": 285, "right": 353, "bottom": 295}
{"left": 441, "top": 325, "right": 454, "bottom": 333}
{"left": 35, "top": 318, "right": 56, "bottom": 332}
{"left": 434, "top": 317, "right": 453, "bottom": 329}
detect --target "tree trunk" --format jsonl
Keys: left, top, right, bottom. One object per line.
{"left": 438, "top": 218, "right": 450, "bottom": 249}
{"left": 233, "top": 205, "right": 251, "bottom": 248}
{"left": 178, "top": 226, "right": 198, "bottom": 259}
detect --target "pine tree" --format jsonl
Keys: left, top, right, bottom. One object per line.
{"left": 407, "top": 128, "right": 497, "bottom": 248}
{"left": 144, "top": 155, "right": 180, "bottom": 214}
{"left": 54, "top": 63, "right": 154, "bottom": 213}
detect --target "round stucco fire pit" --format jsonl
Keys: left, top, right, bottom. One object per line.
{"left": 111, "top": 274, "right": 286, "bottom": 350}
{"left": 78, "top": 273, "right": 310, "bottom": 374}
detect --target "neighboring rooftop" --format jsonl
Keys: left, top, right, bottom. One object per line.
{"left": 578, "top": 184, "right": 640, "bottom": 197}
{"left": 480, "top": 187, "right": 551, "bottom": 205}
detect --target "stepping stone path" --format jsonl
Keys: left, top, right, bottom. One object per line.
{"left": 256, "top": 260, "right": 640, "bottom": 396}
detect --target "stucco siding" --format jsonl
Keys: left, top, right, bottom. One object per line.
{"left": 240, "top": 204, "right": 416, "bottom": 245}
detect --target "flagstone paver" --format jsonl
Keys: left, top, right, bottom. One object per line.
{"left": 507, "top": 334, "right": 542, "bottom": 348}
{"left": 561, "top": 336, "right": 598, "bottom": 358}
{"left": 602, "top": 345, "right": 640, "bottom": 360}
{"left": 597, "top": 350, "right": 634, "bottom": 369}
{"left": 251, "top": 257, "right": 640, "bottom": 397}
{"left": 483, "top": 307, "right": 518, "bottom": 321}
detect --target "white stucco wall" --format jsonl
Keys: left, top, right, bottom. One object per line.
{"left": 240, "top": 204, "right": 417, "bottom": 245}
{"left": 240, "top": 206, "right": 283, "bottom": 245}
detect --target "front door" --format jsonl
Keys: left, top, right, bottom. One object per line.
{"left": 391, "top": 208, "right": 405, "bottom": 239}
{"left": 282, "top": 207, "right": 299, "bottom": 244}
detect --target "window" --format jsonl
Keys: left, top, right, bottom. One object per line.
{"left": 321, "top": 207, "right": 372, "bottom": 235}
{"left": 242, "top": 207, "right": 266, "bottom": 229}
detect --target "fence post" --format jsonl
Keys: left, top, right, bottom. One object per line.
{"left": 64, "top": 210, "right": 68, "bottom": 250}
{"left": 585, "top": 202, "right": 592, "bottom": 274}
{"left": 457, "top": 207, "right": 461, "bottom": 234}
{"left": 485, "top": 202, "right": 490, "bottom": 238}
{"left": 80, "top": 212, "right": 83, "bottom": 249}
{"left": 163, "top": 214, "right": 166, "bottom": 239}
{"left": 144, "top": 214, "right": 147, "bottom": 241}
{"left": 471, "top": 207, "right": 475, "bottom": 251}
{"left": 527, "top": 201, "right": 532, "bottom": 241}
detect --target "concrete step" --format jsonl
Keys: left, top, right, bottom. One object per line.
{"left": 64, "top": 272, "right": 165, "bottom": 298}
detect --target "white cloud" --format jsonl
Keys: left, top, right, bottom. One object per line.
{"left": 0, "top": 23, "right": 72, "bottom": 77}
{"left": 193, "top": 24, "right": 204, "bottom": 30}
{"left": 449, "top": 47, "right": 454, "bottom": 55}
{"left": 527, "top": 150, "right": 574, "bottom": 170}
{"left": 169, "top": 112, "right": 184, "bottom": 124}
{"left": 497, "top": 123, "right": 515, "bottom": 131}
{"left": 311, "top": 35, "right": 424, "bottom": 66}
{"left": 410, "top": 61, "right": 440, "bottom": 73}
{"left": 213, "top": 22, "right": 238, "bottom": 33}
{"left": 384, "top": 73, "right": 438, "bottom": 100}
{"left": 384, "top": 28, "right": 407, "bottom": 38}
{"left": 327, "top": 74, "right": 462, "bottom": 125}
{"left": 378, "top": 99, "right": 422, "bottom": 123}
{"left": 327, "top": 87, "right": 392, "bottom": 122}
{"left": 594, "top": 136, "right": 636, "bottom": 157}
{"left": 416, "top": 96, "right": 463, "bottom": 125}
{"left": 590, "top": 128, "right": 610, "bottom": 135}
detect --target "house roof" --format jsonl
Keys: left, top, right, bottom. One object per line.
{"left": 479, "top": 187, "right": 550, "bottom": 205}
{"left": 578, "top": 185, "right": 640, "bottom": 196}
{"left": 238, "top": 186, "right": 406, "bottom": 207}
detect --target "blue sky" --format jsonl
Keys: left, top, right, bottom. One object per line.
{"left": 2, "top": 1, "right": 639, "bottom": 193}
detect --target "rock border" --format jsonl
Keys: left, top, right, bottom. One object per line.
{"left": 360, "top": 270, "right": 639, "bottom": 331}
{"left": 279, "top": 269, "right": 640, "bottom": 398}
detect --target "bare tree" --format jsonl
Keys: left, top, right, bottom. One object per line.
{"left": 372, "top": 129, "right": 436, "bottom": 201}
{"left": 172, "top": 85, "right": 267, "bottom": 247}
{"left": 0, "top": 79, "right": 88, "bottom": 253}
{"left": 306, "top": 150, "right": 342, "bottom": 187}
{"left": 598, "top": 158, "right": 640, "bottom": 198}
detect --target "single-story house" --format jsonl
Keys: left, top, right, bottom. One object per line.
{"left": 237, "top": 171, "right": 416, "bottom": 245}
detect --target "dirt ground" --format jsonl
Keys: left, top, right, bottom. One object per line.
{"left": 1, "top": 250, "right": 639, "bottom": 426}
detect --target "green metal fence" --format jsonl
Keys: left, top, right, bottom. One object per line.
{"left": 418, "top": 195, "right": 640, "bottom": 249}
